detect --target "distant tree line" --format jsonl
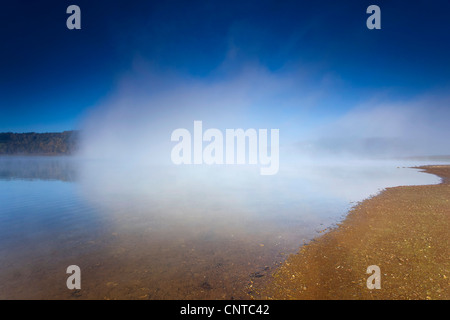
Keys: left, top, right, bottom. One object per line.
{"left": 0, "top": 131, "right": 79, "bottom": 155}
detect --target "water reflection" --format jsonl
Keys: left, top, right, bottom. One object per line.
{"left": 0, "top": 156, "right": 78, "bottom": 181}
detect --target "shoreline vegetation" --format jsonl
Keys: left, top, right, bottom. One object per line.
{"left": 0, "top": 131, "right": 78, "bottom": 155}
{"left": 256, "top": 165, "right": 450, "bottom": 300}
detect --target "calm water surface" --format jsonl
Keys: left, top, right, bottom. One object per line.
{"left": 0, "top": 156, "right": 444, "bottom": 299}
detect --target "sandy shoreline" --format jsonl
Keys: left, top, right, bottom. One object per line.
{"left": 256, "top": 165, "right": 450, "bottom": 300}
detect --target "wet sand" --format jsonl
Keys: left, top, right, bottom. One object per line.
{"left": 257, "top": 165, "right": 450, "bottom": 300}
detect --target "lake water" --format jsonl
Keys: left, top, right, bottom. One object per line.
{"left": 0, "top": 156, "right": 445, "bottom": 299}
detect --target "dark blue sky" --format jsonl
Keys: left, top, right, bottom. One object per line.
{"left": 1, "top": 0, "right": 449, "bottom": 132}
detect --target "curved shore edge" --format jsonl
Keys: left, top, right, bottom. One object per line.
{"left": 255, "top": 165, "right": 450, "bottom": 300}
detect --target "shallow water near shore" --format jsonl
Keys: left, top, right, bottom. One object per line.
{"left": 0, "top": 156, "right": 446, "bottom": 299}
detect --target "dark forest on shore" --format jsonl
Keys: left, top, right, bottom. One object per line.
{"left": 0, "top": 131, "right": 78, "bottom": 155}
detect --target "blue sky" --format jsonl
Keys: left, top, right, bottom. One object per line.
{"left": 0, "top": 0, "right": 449, "bottom": 140}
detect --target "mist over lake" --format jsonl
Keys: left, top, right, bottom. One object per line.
{"left": 0, "top": 156, "right": 445, "bottom": 299}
